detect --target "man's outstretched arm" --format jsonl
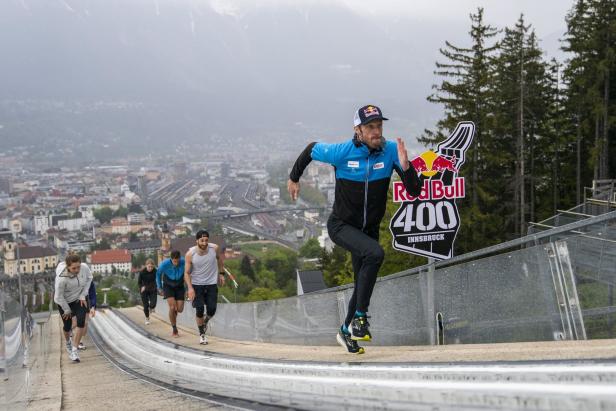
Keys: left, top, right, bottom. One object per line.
{"left": 288, "top": 142, "right": 316, "bottom": 201}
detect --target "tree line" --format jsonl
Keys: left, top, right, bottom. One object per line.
{"left": 419, "top": 3, "right": 615, "bottom": 253}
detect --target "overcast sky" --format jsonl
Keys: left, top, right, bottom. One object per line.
{"left": 209, "top": 0, "right": 574, "bottom": 58}
{"left": 349, "top": 0, "right": 573, "bottom": 53}
{"left": 0, "top": 0, "right": 578, "bottom": 157}
{"left": 210, "top": 0, "right": 573, "bottom": 30}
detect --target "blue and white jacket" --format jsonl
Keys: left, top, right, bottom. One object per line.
{"left": 156, "top": 257, "right": 185, "bottom": 289}
{"left": 290, "top": 137, "right": 421, "bottom": 232}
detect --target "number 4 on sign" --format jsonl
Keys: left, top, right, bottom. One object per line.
{"left": 393, "top": 204, "right": 415, "bottom": 232}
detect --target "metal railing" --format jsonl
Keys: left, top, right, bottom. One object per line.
{"left": 159, "top": 210, "right": 616, "bottom": 346}
{"left": 0, "top": 284, "right": 53, "bottom": 410}
{"left": 588, "top": 179, "right": 616, "bottom": 205}
{"left": 387, "top": 210, "right": 616, "bottom": 282}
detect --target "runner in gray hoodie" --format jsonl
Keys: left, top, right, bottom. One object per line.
{"left": 54, "top": 254, "right": 93, "bottom": 362}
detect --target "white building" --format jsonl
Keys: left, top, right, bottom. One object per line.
{"left": 58, "top": 217, "right": 89, "bottom": 232}
{"left": 53, "top": 235, "right": 95, "bottom": 253}
{"left": 318, "top": 229, "right": 333, "bottom": 252}
{"left": 90, "top": 249, "right": 132, "bottom": 275}
{"left": 303, "top": 210, "right": 319, "bottom": 222}
{"left": 34, "top": 215, "right": 50, "bottom": 235}
{"left": 267, "top": 186, "right": 280, "bottom": 205}
{"left": 78, "top": 205, "right": 96, "bottom": 220}
{"left": 127, "top": 213, "right": 146, "bottom": 224}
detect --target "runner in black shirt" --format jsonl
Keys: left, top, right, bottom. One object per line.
{"left": 138, "top": 258, "right": 158, "bottom": 325}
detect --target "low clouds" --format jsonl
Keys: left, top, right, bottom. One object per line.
{"left": 331, "top": 64, "right": 360, "bottom": 74}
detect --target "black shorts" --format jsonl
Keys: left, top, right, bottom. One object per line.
{"left": 191, "top": 284, "right": 218, "bottom": 316}
{"left": 163, "top": 283, "right": 185, "bottom": 300}
{"left": 58, "top": 300, "right": 87, "bottom": 331}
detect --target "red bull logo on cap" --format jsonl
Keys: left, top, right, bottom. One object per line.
{"left": 363, "top": 106, "right": 380, "bottom": 117}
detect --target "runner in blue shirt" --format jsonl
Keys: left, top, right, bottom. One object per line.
{"left": 156, "top": 250, "right": 186, "bottom": 337}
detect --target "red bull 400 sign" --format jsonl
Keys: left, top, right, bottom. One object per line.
{"left": 389, "top": 122, "right": 475, "bottom": 260}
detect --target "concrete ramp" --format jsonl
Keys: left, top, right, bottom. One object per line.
{"left": 89, "top": 308, "right": 616, "bottom": 410}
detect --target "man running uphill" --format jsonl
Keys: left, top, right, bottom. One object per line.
{"left": 185, "top": 229, "right": 225, "bottom": 345}
{"left": 288, "top": 104, "right": 421, "bottom": 354}
{"left": 156, "top": 250, "right": 186, "bottom": 337}
{"left": 55, "top": 254, "right": 93, "bottom": 362}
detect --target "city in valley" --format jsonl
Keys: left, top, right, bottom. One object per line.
{"left": 0, "top": 141, "right": 337, "bottom": 305}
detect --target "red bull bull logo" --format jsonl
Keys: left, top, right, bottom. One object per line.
{"left": 363, "top": 106, "right": 380, "bottom": 117}
{"left": 432, "top": 154, "right": 458, "bottom": 172}
{"left": 409, "top": 150, "right": 458, "bottom": 176}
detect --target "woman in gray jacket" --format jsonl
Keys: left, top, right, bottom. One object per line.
{"left": 54, "top": 254, "right": 93, "bottom": 362}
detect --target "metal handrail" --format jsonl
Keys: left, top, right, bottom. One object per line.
{"left": 527, "top": 221, "right": 616, "bottom": 244}
{"left": 534, "top": 180, "right": 615, "bottom": 228}
{"left": 587, "top": 198, "right": 616, "bottom": 208}
{"left": 319, "top": 210, "right": 616, "bottom": 293}
{"left": 389, "top": 210, "right": 616, "bottom": 280}
{"left": 556, "top": 209, "right": 594, "bottom": 217}
{"left": 590, "top": 180, "right": 615, "bottom": 202}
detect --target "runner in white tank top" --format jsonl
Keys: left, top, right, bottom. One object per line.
{"left": 189, "top": 244, "right": 218, "bottom": 285}
{"left": 185, "top": 229, "right": 225, "bottom": 345}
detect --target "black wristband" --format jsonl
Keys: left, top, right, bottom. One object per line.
{"left": 219, "top": 272, "right": 225, "bottom": 275}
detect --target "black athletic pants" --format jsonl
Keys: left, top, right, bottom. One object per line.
{"left": 141, "top": 289, "right": 158, "bottom": 317}
{"left": 327, "top": 214, "right": 384, "bottom": 327}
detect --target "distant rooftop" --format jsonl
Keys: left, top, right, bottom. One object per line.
{"left": 297, "top": 270, "right": 326, "bottom": 295}
{"left": 18, "top": 245, "right": 57, "bottom": 259}
{"left": 91, "top": 249, "right": 131, "bottom": 264}
{"left": 122, "top": 239, "right": 161, "bottom": 250}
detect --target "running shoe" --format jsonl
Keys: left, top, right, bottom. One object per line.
{"left": 65, "top": 339, "right": 73, "bottom": 355}
{"left": 78, "top": 342, "right": 86, "bottom": 350}
{"left": 350, "top": 315, "right": 372, "bottom": 341}
{"left": 336, "top": 329, "right": 365, "bottom": 354}
{"left": 145, "top": 317, "right": 150, "bottom": 325}
{"left": 199, "top": 334, "right": 208, "bottom": 345}
{"left": 172, "top": 328, "right": 179, "bottom": 338}
{"left": 69, "top": 347, "right": 80, "bottom": 362}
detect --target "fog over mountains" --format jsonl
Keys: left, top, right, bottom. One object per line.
{"left": 0, "top": 0, "right": 568, "bottom": 159}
